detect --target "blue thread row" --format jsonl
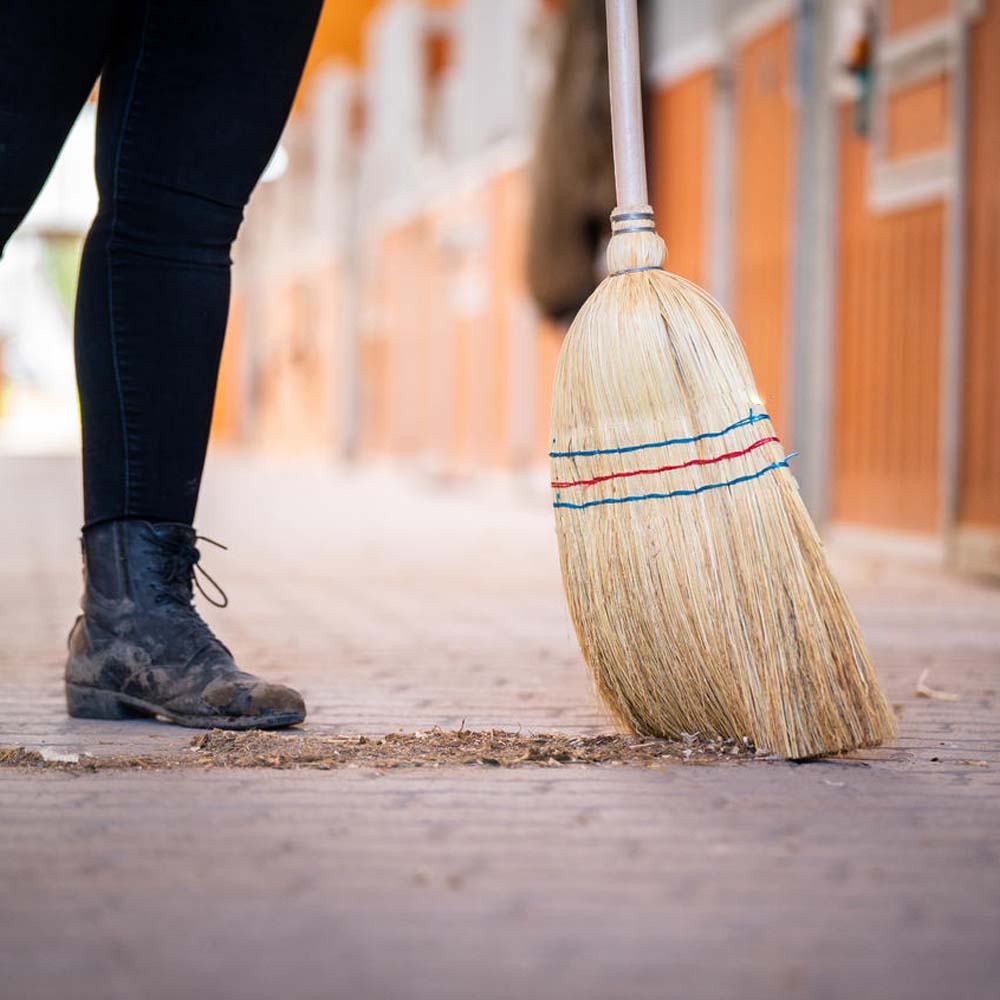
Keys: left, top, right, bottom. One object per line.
{"left": 549, "top": 411, "right": 769, "bottom": 459}
{"left": 552, "top": 456, "right": 795, "bottom": 509}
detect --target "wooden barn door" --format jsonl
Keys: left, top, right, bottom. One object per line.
{"left": 958, "top": 0, "right": 1000, "bottom": 536}
{"left": 732, "top": 19, "right": 796, "bottom": 442}
{"left": 832, "top": 108, "right": 944, "bottom": 533}
{"left": 830, "top": 0, "right": 960, "bottom": 535}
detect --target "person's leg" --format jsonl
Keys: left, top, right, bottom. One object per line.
{"left": 0, "top": 2, "right": 116, "bottom": 254}
{"left": 66, "top": 0, "right": 322, "bottom": 729}
{"left": 77, "top": 0, "right": 323, "bottom": 525}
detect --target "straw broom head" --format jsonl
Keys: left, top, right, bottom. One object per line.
{"left": 549, "top": 1, "right": 895, "bottom": 759}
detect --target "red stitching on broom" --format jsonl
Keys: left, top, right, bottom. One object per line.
{"left": 551, "top": 436, "right": 781, "bottom": 490}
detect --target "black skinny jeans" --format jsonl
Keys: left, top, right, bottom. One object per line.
{"left": 0, "top": 1, "right": 323, "bottom": 525}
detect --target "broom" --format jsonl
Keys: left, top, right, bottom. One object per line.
{"left": 549, "top": 0, "right": 896, "bottom": 759}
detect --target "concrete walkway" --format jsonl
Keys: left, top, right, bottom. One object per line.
{"left": 2, "top": 454, "right": 998, "bottom": 1000}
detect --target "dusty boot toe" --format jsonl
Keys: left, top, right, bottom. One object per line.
{"left": 250, "top": 681, "right": 306, "bottom": 720}
{"left": 200, "top": 676, "right": 306, "bottom": 727}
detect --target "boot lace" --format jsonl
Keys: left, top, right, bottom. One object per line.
{"left": 152, "top": 533, "right": 230, "bottom": 610}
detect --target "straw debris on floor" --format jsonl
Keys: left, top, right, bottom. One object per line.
{"left": 0, "top": 728, "right": 757, "bottom": 772}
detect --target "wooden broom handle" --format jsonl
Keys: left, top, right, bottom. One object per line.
{"left": 605, "top": 0, "right": 648, "bottom": 208}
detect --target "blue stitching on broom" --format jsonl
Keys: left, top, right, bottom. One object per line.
{"left": 549, "top": 410, "right": 769, "bottom": 459}
{"left": 552, "top": 455, "right": 797, "bottom": 510}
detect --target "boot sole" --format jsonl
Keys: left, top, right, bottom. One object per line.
{"left": 65, "top": 683, "right": 305, "bottom": 730}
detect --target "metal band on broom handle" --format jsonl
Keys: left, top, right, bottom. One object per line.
{"left": 606, "top": 0, "right": 648, "bottom": 210}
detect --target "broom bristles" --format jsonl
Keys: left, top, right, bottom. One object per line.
{"left": 551, "top": 208, "right": 896, "bottom": 759}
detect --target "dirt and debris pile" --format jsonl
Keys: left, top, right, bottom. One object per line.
{"left": 0, "top": 728, "right": 755, "bottom": 772}
{"left": 0, "top": 747, "right": 45, "bottom": 767}
{"left": 186, "top": 728, "right": 754, "bottom": 769}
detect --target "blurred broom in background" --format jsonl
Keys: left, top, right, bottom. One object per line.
{"left": 528, "top": 0, "right": 615, "bottom": 322}
{"left": 549, "top": 0, "right": 896, "bottom": 759}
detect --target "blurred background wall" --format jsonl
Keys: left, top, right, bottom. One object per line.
{"left": 1, "top": 0, "right": 998, "bottom": 575}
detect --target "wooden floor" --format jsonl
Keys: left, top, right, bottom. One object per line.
{"left": 2, "top": 455, "right": 998, "bottom": 1000}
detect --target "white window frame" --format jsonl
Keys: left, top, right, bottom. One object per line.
{"left": 868, "top": 0, "right": 981, "bottom": 213}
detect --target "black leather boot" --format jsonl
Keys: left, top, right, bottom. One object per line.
{"left": 65, "top": 520, "right": 306, "bottom": 729}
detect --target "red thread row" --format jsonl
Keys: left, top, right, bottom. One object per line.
{"left": 551, "top": 436, "right": 781, "bottom": 490}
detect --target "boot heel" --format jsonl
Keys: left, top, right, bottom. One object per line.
{"left": 66, "top": 684, "right": 152, "bottom": 720}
